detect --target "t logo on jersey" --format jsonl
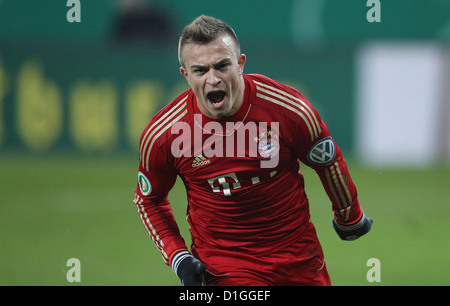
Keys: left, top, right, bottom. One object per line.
{"left": 307, "top": 137, "right": 336, "bottom": 166}
{"left": 207, "top": 173, "right": 241, "bottom": 196}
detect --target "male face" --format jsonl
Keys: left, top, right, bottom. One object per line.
{"left": 180, "top": 35, "right": 246, "bottom": 119}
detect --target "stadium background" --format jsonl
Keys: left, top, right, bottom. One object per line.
{"left": 0, "top": 0, "right": 449, "bottom": 285}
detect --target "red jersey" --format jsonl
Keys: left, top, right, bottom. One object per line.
{"left": 133, "top": 74, "right": 362, "bottom": 269}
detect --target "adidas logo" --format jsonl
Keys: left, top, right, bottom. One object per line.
{"left": 192, "top": 155, "right": 211, "bottom": 167}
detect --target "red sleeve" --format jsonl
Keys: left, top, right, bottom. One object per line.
{"left": 133, "top": 117, "right": 188, "bottom": 266}
{"left": 287, "top": 90, "right": 363, "bottom": 224}
{"left": 302, "top": 131, "right": 363, "bottom": 224}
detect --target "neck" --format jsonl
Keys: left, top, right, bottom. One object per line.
{"left": 226, "top": 75, "right": 245, "bottom": 117}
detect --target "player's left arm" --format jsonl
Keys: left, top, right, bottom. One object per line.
{"left": 292, "top": 95, "right": 373, "bottom": 240}
{"left": 304, "top": 133, "right": 373, "bottom": 241}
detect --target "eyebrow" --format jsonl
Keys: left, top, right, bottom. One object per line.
{"left": 190, "top": 58, "right": 232, "bottom": 71}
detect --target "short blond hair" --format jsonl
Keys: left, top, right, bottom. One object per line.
{"left": 178, "top": 15, "right": 241, "bottom": 67}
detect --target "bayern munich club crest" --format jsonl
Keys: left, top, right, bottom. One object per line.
{"left": 257, "top": 131, "right": 280, "bottom": 159}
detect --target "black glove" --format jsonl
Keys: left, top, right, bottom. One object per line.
{"left": 332, "top": 213, "right": 373, "bottom": 241}
{"left": 171, "top": 250, "right": 206, "bottom": 286}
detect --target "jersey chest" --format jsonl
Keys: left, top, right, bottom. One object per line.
{"left": 172, "top": 121, "right": 293, "bottom": 198}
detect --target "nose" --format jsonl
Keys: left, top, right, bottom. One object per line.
{"left": 206, "top": 69, "right": 221, "bottom": 87}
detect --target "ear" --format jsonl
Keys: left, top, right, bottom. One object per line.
{"left": 180, "top": 66, "right": 191, "bottom": 86}
{"left": 180, "top": 66, "right": 189, "bottom": 79}
{"left": 238, "top": 54, "right": 246, "bottom": 75}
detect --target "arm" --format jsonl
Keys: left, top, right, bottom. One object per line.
{"left": 133, "top": 116, "right": 189, "bottom": 265}
{"left": 288, "top": 91, "right": 372, "bottom": 240}
{"left": 303, "top": 134, "right": 373, "bottom": 240}
{"left": 133, "top": 120, "right": 205, "bottom": 284}
{"left": 133, "top": 161, "right": 188, "bottom": 265}
{"left": 134, "top": 168, "right": 205, "bottom": 283}
{"left": 305, "top": 135, "right": 363, "bottom": 224}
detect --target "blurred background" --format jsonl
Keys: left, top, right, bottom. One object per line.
{"left": 0, "top": 0, "right": 449, "bottom": 285}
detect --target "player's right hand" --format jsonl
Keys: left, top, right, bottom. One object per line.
{"left": 172, "top": 250, "right": 206, "bottom": 286}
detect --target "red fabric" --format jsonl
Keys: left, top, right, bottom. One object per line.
{"left": 197, "top": 222, "right": 331, "bottom": 286}
{"left": 133, "top": 74, "right": 362, "bottom": 283}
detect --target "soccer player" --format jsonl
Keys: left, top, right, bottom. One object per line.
{"left": 133, "top": 15, "right": 373, "bottom": 286}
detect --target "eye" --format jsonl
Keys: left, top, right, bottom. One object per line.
{"left": 218, "top": 63, "right": 230, "bottom": 70}
{"left": 192, "top": 67, "right": 207, "bottom": 75}
{"left": 194, "top": 68, "right": 205, "bottom": 74}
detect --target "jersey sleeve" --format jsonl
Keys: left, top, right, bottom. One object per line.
{"left": 288, "top": 91, "right": 363, "bottom": 224}
{"left": 133, "top": 120, "right": 188, "bottom": 266}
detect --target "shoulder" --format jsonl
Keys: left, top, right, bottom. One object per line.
{"left": 139, "top": 90, "right": 192, "bottom": 170}
{"left": 245, "top": 74, "right": 323, "bottom": 142}
{"left": 148, "top": 90, "right": 191, "bottom": 128}
{"left": 246, "top": 74, "right": 312, "bottom": 111}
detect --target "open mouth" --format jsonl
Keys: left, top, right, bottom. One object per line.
{"left": 207, "top": 90, "right": 226, "bottom": 108}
